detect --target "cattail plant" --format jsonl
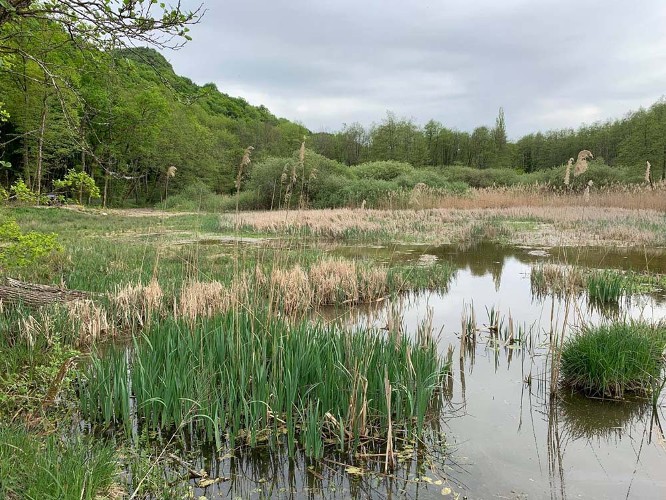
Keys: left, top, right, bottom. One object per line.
{"left": 583, "top": 180, "right": 593, "bottom": 203}
{"left": 164, "top": 165, "right": 177, "bottom": 204}
{"left": 236, "top": 147, "right": 253, "bottom": 212}
{"left": 573, "top": 150, "right": 593, "bottom": 177}
{"left": 564, "top": 158, "right": 573, "bottom": 186}
{"left": 298, "top": 136, "right": 308, "bottom": 209}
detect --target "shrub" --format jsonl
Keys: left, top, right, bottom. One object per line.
{"left": 0, "top": 216, "right": 62, "bottom": 270}
{"left": 560, "top": 322, "right": 666, "bottom": 398}
{"left": 247, "top": 150, "right": 350, "bottom": 209}
{"left": 9, "top": 179, "right": 38, "bottom": 204}
{"left": 354, "top": 160, "right": 415, "bottom": 181}
{"left": 439, "top": 166, "right": 520, "bottom": 187}
{"left": 337, "top": 178, "right": 398, "bottom": 207}
{"left": 53, "top": 169, "right": 101, "bottom": 204}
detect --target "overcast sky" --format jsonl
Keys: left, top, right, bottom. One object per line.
{"left": 163, "top": 0, "right": 666, "bottom": 138}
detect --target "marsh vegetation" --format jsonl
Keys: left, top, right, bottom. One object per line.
{"left": 0, "top": 205, "right": 665, "bottom": 498}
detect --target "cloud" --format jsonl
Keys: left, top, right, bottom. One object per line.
{"left": 167, "top": 0, "right": 666, "bottom": 137}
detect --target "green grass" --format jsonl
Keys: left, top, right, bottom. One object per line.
{"left": 388, "top": 261, "right": 456, "bottom": 293}
{"left": 560, "top": 321, "right": 666, "bottom": 398}
{"left": 80, "top": 310, "right": 448, "bottom": 458}
{"left": 0, "top": 427, "right": 116, "bottom": 500}
{"left": 586, "top": 270, "right": 629, "bottom": 304}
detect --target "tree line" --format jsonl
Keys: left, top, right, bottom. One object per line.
{"left": 310, "top": 102, "right": 666, "bottom": 181}
{"left": 1, "top": 1, "right": 664, "bottom": 208}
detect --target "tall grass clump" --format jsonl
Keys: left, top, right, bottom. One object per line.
{"left": 80, "top": 310, "right": 448, "bottom": 456}
{"left": 560, "top": 322, "right": 666, "bottom": 398}
{"left": 586, "top": 270, "right": 628, "bottom": 305}
{"left": 0, "top": 427, "right": 117, "bottom": 499}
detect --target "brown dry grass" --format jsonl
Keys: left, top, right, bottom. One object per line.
{"left": 112, "top": 279, "right": 163, "bottom": 327}
{"left": 230, "top": 193, "right": 666, "bottom": 250}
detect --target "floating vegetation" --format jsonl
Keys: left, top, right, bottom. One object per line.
{"left": 80, "top": 310, "right": 449, "bottom": 458}
{"left": 559, "top": 321, "right": 666, "bottom": 398}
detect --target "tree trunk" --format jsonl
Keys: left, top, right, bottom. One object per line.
{"left": 103, "top": 171, "right": 109, "bottom": 208}
{"left": 36, "top": 94, "right": 48, "bottom": 202}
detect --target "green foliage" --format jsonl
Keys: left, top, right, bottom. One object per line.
{"left": 560, "top": 322, "right": 666, "bottom": 398}
{"left": 0, "top": 100, "right": 8, "bottom": 122}
{"left": 80, "top": 310, "right": 447, "bottom": 453}
{"left": 247, "top": 150, "right": 350, "bottom": 209}
{"left": 440, "top": 166, "right": 520, "bottom": 188}
{"left": 9, "top": 179, "right": 38, "bottom": 204}
{"left": 53, "top": 169, "right": 101, "bottom": 204}
{"left": 586, "top": 270, "right": 629, "bottom": 304}
{"left": 0, "top": 216, "right": 62, "bottom": 270}
{"left": 355, "top": 160, "right": 415, "bottom": 180}
{"left": 0, "top": 427, "right": 116, "bottom": 500}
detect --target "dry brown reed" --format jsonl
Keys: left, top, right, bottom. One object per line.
{"left": 645, "top": 161, "right": 651, "bottom": 184}
{"left": 270, "top": 265, "right": 313, "bottom": 315}
{"left": 112, "top": 279, "right": 163, "bottom": 328}
{"left": 564, "top": 158, "right": 573, "bottom": 186}
{"left": 178, "top": 280, "right": 226, "bottom": 320}
{"left": 229, "top": 188, "right": 666, "bottom": 247}
{"left": 66, "top": 300, "right": 111, "bottom": 345}
{"left": 573, "top": 150, "right": 593, "bottom": 177}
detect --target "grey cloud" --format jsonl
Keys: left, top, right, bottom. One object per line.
{"left": 166, "top": 0, "right": 666, "bottom": 137}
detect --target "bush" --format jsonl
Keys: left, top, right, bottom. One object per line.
{"left": 560, "top": 322, "right": 666, "bottom": 398}
{"left": 247, "top": 150, "right": 351, "bottom": 209}
{"left": 354, "top": 160, "right": 415, "bottom": 181}
{"left": 439, "top": 166, "right": 521, "bottom": 187}
{"left": 337, "top": 178, "right": 399, "bottom": 207}
{"left": 0, "top": 216, "right": 62, "bottom": 270}
{"left": 9, "top": 179, "right": 38, "bottom": 204}
{"left": 53, "top": 169, "right": 101, "bottom": 204}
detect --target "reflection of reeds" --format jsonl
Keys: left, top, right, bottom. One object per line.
{"left": 558, "top": 392, "right": 650, "bottom": 441}
{"left": 530, "top": 264, "right": 585, "bottom": 299}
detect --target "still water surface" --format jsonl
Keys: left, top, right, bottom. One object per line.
{"left": 183, "top": 244, "right": 666, "bottom": 499}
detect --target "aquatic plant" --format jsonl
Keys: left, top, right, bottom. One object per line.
{"left": 586, "top": 270, "right": 628, "bottom": 305}
{"left": 80, "top": 310, "right": 448, "bottom": 456}
{"left": 559, "top": 321, "right": 666, "bottom": 398}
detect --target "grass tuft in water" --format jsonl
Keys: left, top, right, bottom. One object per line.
{"left": 560, "top": 321, "right": 666, "bottom": 398}
{"left": 586, "top": 270, "right": 629, "bottom": 304}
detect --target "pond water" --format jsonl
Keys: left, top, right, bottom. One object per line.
{"left": 171, "top": 244, "right": 666, "bottom": 499}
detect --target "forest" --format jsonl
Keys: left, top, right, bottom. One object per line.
{"left": 1, "top": 10, "right": 665, "bottom": 209}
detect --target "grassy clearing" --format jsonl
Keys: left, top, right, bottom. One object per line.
{"left": 560, "top": 322, "right": 666, "bottom": 398}
{"left": 80, "top": 310, "right": 448, "bottom": 458}
{"left": 0, "top": 427, "right": 117, "bottom": 500}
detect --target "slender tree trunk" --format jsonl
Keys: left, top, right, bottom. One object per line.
{"left": 36, "top": 94, "right": 48, "bottom": 202}
{"left": 21, "top": 58, "right": 30, "bottom": 186}
{"left": 103, "top": 171, "right": 109, "bottom": 208}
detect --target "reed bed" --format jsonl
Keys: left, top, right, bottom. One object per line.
{"left": 227, "top": 204, "right": 666, "bottom": 247}
{"left": 559, "top": 322, "right": 666, "bottom": 398}
{"left": 80, "top": 310, "right": 448, "bottom": 458}
{"left": 531, "top": 265, "right": 636, "bottom": 305}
